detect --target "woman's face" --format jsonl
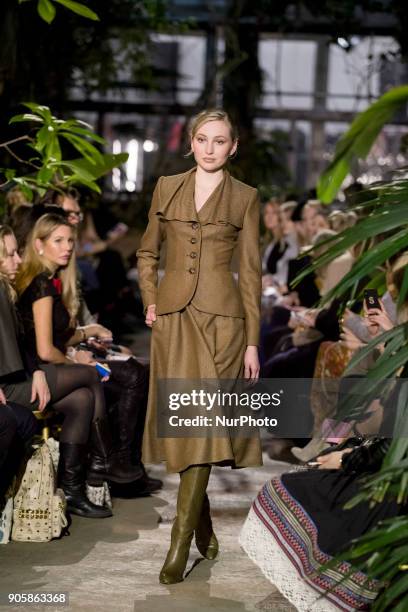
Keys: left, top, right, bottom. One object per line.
{"left": 263, "top": 204, "right": 279, "bottom": 231}
{"left": 36, "top": 225, "right": 74, "bottom": 268}
{"left": 0, "top": 234, "right": 21, "bottom": 281}
{"left": 191, "top": 120, "right": 237, "bottom": 172}
{"left": 279, "top": 210, "right": 294, "bottom": 235}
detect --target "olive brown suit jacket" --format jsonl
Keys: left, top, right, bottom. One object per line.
{"left": 137, "top": 167, "right": 261, "bottom": 346}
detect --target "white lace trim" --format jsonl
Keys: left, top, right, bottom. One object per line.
{"left": 239, "top": 507, "right": 341, "bottom": 612}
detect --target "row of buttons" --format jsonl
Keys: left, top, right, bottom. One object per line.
{"left": 189, "top": 222, "right": 200, "bottom": 273}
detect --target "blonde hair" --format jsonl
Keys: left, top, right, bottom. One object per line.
{"left": 280, "top": 200, "right": 297, "bottom": 217}
{"left": 188, "top": 109, "right": 238, "bottom": 144}
{"left": 262, "top": 199, "right": 283, "bottom": 242}
{"left": 0, "top": 225, "right": 17, "bottom": 302}
{"left": 16, "top": 214, "right": 79, "bottom": 321}
{"left": 6, "top": 187, "right": 30, "bottom": 211}
{"left": 328, "top": 210, "right": 358, "bottom": 232}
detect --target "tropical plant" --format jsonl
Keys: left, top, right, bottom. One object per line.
{"left": 18, "top": 0, "right": 99, "bottom": 24}
{"left": 304, "top": 86, "right": 408, "bottom": 610}
{"left": 0, "top": 102, "right": 128, "bottom": 200}
{"left": 325, "top": 384, "right": 408, "bottom": 611}
{"left": 317, "top": 85, "right": 408, "bottom": 204}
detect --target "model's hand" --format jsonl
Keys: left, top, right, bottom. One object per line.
{"left": 244, "top": 346, "right": 260, "bottom": 384}
{"left": 145, "top": 304, "right": 157, "bottom": 327}
{"left": 31, "top": 370, "right": 51, "bottom": 412}
{"left": 0, "top": 388, "right": 6, "bottom": 405}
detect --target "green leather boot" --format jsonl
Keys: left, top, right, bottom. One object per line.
{"left": 195, "top": 493, "right": 218, "bottom": 560}
{"left": 159, "top": 465, "right": 211, "bottom": 584}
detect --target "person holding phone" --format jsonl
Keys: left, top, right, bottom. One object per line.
{"left": 137, "top": 109, "right": 262, "bottom": 584}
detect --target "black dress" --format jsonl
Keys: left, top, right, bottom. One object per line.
{"left": 0, "top": 280, "right": 56, "bottom": 408}
{"left": 18, "top": 272, "right": 75, "bottom": 361}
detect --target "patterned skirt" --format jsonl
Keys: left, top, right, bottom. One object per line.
{"left": 240, "top": 469, "right": 399, "bottom": 611}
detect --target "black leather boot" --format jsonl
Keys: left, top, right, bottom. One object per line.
{"left": 109, "top": 464, "right": 163, "bottom": 498}
{"left": 87, "top": 417, "right": 143, "bottom": 485}
{"left": 58, "top": 443, "right": 112, "bottom": 519}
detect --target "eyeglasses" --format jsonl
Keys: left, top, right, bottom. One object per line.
{"left": 66, "top": 210, "right": 84, "bottom": 222}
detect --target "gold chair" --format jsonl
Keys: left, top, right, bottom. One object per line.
{"left": 33, "top": 410, "right": 55, "bottom": 441}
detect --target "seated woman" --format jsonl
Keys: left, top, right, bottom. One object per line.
{"left": 0, "top": 390, "right": 37, "bottom": 506}
{"left": 0, "top": 224, "right": 115, "bottom": 518}
{"left": 240, "top": 437, "right": 401, "bottom": 611}
{"left": 293, "top": 253, "right": 404, "bottom": 463}
{"left": 16, "top": 214, "right": 155, "bottom": 495}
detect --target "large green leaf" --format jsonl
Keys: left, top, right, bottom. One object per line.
{"left": 53, "top": 0, "right": 99, "bottom": 21}
{"left": 70, "top": 152, "right": 129, "bottom": 179}
{"left": 37, "top": 0, "right": 56, "bottom": 23}
{"left": 59, "top": 126, "right": 105, "bottom": 144}
{"left": 9, "top": 113, "right": 43, "bottom": 124}
{"left": 60, "top": 133, "right": 104, "bottom": 166}
{"left": 318, "top": 85, "right": 408, "bottom": 203}
{"left": 21, "top": 102, "right": 52, "bottom": 122}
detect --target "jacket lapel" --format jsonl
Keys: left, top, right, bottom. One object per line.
{"left": 155, "top": 167, "right": 197, "bottom": 222}
{"left": 154, "top": 166, "right": 244, "bottom": 228}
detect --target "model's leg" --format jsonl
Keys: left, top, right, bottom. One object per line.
{"left": 160, "top": 464, "right": 211, "bottom": 584}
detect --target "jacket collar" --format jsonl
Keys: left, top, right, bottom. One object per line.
{"left": 156, "top": 166, "right": 239, "bottom": 225}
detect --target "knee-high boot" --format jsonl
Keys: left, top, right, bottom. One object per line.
{"left": 87, "top": 417, "right": 143, "bottom": 485}
{"left": 159, "top": 465, "right": 211, "bottom": 585}
{"left": 195, "top": 492, "right": 218, "bottom": 560}
{"left": 58, "top": 443, "right": 112, "bottom": 518}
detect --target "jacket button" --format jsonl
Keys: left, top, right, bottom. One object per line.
{"left": 189, "top": 267, "right": 196, "bottom": 274}
{"left": 190, "top": 237, "right": 197, "bottom": 244}
{"left": 190, "top": 252, "right": 197, "bottom": 259}
{"left": 191, "top": 222, "right": 199, "bottom": 230}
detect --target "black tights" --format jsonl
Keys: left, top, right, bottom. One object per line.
{"left": 50, "top": 364, "right": 106, "bottom": 445}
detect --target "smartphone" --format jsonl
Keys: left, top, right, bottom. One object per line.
{"left": 95, "top": 362, "right": 111, "bottom": 378}
{"left": 364, "top": 289, "right": 380, "bottom": 311}
{"left": 307, "top": 461, "right": 320, "bottom": 467}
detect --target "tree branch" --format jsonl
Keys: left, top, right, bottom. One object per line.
{"left": 0, "top": 135, "right": 33, "bottom": 148}
{"left": 4, "top": 145, "right": 40, "bottom": 169}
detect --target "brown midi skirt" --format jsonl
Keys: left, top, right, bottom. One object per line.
{"left": 142, "top": 303, "right": 262, "bottom": 473}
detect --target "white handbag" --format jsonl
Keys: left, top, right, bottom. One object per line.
{"left": 11, "top": 443, "right": 67, "bottom": 542}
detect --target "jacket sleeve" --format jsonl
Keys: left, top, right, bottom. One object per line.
{"left": 137, "top": 177, "right": 165, "bottom": 311}
{"left": 237, "top": 190, "right": 262, "bottom": 346}
{"left": 0, "top": 284, "right": 25, "bottom": 377}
